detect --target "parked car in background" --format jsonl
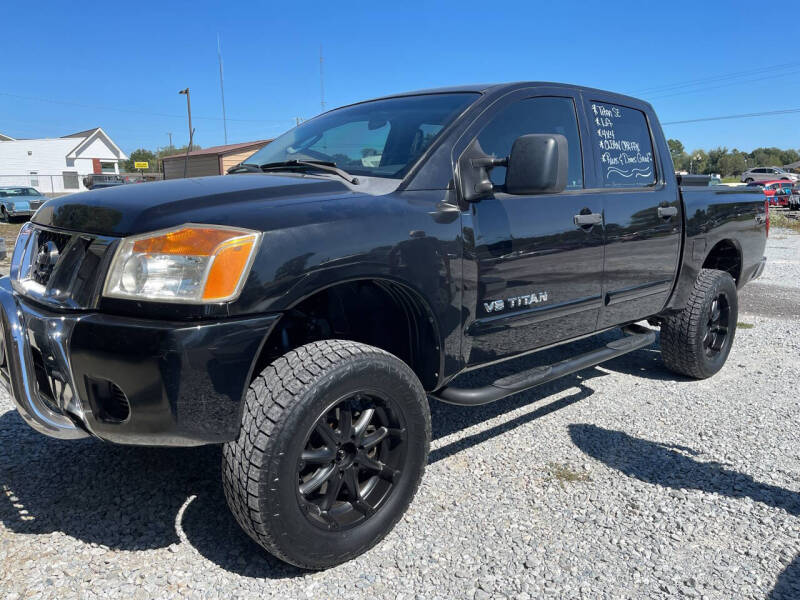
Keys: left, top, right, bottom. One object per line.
{"left": 0, "top": 186, "right": 46, "bottom": 221}
{"left": 761, "top": 180, "right": 793, "bottom": 207}
{"left": 790, "top": 183, "right": 800, "bottom": 210}
{"left": 741, "top": 166, "right": 799, "bottom": 183}
{"left": 83, "top": 174, "right": 126, "bottom": 190}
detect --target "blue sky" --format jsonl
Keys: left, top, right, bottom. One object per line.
{"left": 2, "top": 0, "right": 798, "bottom": 155}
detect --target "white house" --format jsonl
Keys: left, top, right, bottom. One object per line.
{"left": 0, "top": 128, "right": 128, "bottom": 194}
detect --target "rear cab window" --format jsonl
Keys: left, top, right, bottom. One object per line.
{"left": 588, "top": 101, "right": 656, "bottom": 188}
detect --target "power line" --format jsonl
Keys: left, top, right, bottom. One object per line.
{"left": 633, "top": 60, "right": 800, "bottom": 96}
{"left": 647, "top": 67, "right": 800, "bottom": 101}
{"left": 662, "top": 108, "right": 800, "bottom": 125}
{"left": 0, "top": 91, "right": 294, "bottom": 124}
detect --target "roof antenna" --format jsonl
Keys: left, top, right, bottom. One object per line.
{"left": 218, "top": 34, "right": 228, "bottom": 145}
{"left": 319, "top": 45, "right": 325, "bottom": 113}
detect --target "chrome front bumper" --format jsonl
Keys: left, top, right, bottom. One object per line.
{"left": 0, "top": 277, "right": 88, "bottom": 439}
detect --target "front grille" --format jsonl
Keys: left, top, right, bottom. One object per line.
{"left": 31, "top": 229, "right": 72, "bottom": 286}
{"left": 12, "top": 224, "right": 117, "bottom": 310}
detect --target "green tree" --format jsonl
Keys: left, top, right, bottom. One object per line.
{"left": 688, "top": 150, "right": 708, "bottom": 174}
{"left": 707, "top": 147, "right": 728, "bottom": 175}
{"left": 667, "top": 139, "right": 689, "bottom": 171}
{"left": 122, "top": 148, "right": 158, "bottom": 172}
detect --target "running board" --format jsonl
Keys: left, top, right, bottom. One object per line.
{"left": 432, "top": 325, "right": 656, "bottom": 406}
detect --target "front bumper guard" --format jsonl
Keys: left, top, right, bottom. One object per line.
{"left": 0, "top": 277, "right": 89, "bottom": 439}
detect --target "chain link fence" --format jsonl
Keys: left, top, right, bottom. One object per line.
{"left": 0, "top": 173, "right": 163, "bottom": 197}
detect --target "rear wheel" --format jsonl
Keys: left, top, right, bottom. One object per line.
{"left": 222, "top": 340, "right": 430, "bottom": 569}
{"left": 0, "top": 208, "right": 8, "bottom": 223}
{"left": 660, "top": 268, "right": 738, "bottom": 379}
{"left": 745, "top": 178, "right": 753, "bottom": 183}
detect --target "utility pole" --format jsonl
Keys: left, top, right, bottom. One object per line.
{"left": 217, "top": 34, "right": 228, "bottom": 145}
{"left": 167, "top": 132, "right": 173, "bottom": 149}
{"left": 319, "top": 45, "right": 325, "bottom": 113}
{"left": 179, "top": 88, "right": 193, "bottom": 178}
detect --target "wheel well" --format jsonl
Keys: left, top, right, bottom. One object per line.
{"left": 253, "top": 280, "right": 441, "bottom": 390}
{"left": 702, "top": 240, "right": 741, "bottom": 283}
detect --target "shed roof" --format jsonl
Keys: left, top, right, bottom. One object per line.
{"left": 161, "top": 140, "right": 271, "bottom": 161}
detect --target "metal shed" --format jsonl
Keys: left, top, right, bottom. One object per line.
{"left": 161, "top": 140, "right": 272, "bottom": 179}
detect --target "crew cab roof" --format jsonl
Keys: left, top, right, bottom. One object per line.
{"left": 359, "top": 81, "right": 651, "bottom": 109}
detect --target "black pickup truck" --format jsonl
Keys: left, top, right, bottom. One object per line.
{"left": 0, "top": 82, "right": 767, "bottom": 569}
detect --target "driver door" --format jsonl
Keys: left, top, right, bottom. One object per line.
{"left": 460, "top": 90, "right": 605, "bottom": 366}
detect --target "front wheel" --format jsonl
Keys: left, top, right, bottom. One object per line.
{"left": 222, "top": 340, "right": 431, "bottom": 569}
{"left": 744, "top": 178, "right": 753, "bottom": 183}
{"left": 660, "top": 268, "right": 738, "bottom": 379}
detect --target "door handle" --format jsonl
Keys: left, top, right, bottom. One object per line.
{"left": 658, "top": 206, "right": 678, "bottom": 219}
{"left": 573, "top": 212, "right": 603, "bottom": 227}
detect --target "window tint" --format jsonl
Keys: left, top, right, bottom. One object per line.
{"left": 477, "top": 96, "right": 583, "bottom": 189}
{"left": 589, "top": 102, "right": 656, "bottom": 187}
{"left": 247, "top": 93, "right": 478, "bottom": 178}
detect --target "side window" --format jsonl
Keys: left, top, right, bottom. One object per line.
{"left": 589, "top": 102, "right": 656, "bottom": 188}
{"left": 477, "top": 96, "right": 583, "bottom": 189}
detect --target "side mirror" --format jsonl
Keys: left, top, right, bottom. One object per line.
{"left": 505, "top": 134, "right": 568, "bottom": 195}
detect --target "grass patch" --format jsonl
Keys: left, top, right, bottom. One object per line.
{"left": 737, "top": 321, "right": 754, "bottom": 329}
{"left": 721, "top": 177, "right": 740, "bottom": 183}
{"left": 547, "top": 462, "right": 590, "bottom": 487}
{"left": 770, "top": 211, "right": 800, "bottom": 232}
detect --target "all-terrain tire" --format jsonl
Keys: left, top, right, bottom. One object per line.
{"left": 660, "top": 268, "right": 738, "bottom": 379}
{"left": 222, "top": 339, "right": 431, "bottom": 570}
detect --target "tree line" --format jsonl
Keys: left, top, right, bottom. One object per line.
{"left": 668, "top": 139, "right": 800, "bottom": 177}
{"left": 121, "top": 145, "right": 202, "bottom": 172}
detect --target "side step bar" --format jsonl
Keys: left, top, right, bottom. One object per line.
{"left": 432, "top": 325, "right": 656, "bottom": 406}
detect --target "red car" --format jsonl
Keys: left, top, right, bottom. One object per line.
{"left": 761, "top": 180, "right": 793, "bottom": 207}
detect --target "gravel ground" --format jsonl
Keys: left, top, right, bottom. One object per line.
{"left": 1, "top": 230, "right": 798, "bottom": 599}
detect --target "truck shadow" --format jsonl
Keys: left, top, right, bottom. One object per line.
{"left": 429, "top": 328, "right": 684, "bottom": 461}
{"left": 568, "top": 424, "right": 800, "bottom": 599}
{"left": 0, "top": 409, "right": 301, "bottom": 579}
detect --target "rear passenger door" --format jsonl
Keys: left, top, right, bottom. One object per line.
{"left": 580, "top": 95, "right": 683, "bottom": 328}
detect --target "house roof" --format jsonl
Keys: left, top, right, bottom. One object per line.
{"left": 61, "top": 128, "right": 102, "bottom": 138}
{"left": 64, "top": 127, "right": 127, "bottom": 160}
{"left": 161, "top": 140, "right": 272, "bottom": 161}
{"left": 0, "top": 133, "right": 15, "bottom": 141}
{"left": 784, "top": 160, "right": 800, "bottom": 170}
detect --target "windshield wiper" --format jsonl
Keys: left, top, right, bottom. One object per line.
{"left": 227, "top": 163, "right": 262, "bottom": 174}
{"left": 259, "top": 160, "right": 359, "bottom": 185}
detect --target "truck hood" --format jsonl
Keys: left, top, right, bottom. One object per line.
{"left": 32, "top": 174, "right": 357, "bottom": 237}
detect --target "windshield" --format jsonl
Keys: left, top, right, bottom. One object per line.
{"left": 246, "top": 93, "right": 479, "bottom": 179}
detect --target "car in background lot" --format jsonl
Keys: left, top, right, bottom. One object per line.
{"left": 0, "top": 186, "right": 45, "bottom": 221}
{"left": 761, "top": 180, "right": 793, "bottom": 207}
{"left": 741, "top": 166, "right": 799, "bottom": 183}
{"left": 83, "top": 174, "right": 126, "bottom": 190}
{"left": 791, "top": 183, "right": 800, "bottom": 210}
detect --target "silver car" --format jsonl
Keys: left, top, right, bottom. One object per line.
{"left": 740, "top": 166, "right": 799, "bottom": 183}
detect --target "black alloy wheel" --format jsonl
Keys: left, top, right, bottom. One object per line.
{"left": 297, "top": 393, "right": 406, "bottom": 531}
{"left": 703, "top": 292, "right": 730, "bottom": 358}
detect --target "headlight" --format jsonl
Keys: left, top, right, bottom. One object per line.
{"left": 103, "top": 224, "right": 261, "bottom": 303}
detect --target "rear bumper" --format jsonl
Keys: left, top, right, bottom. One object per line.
{"left": 0, "top": 277, "right": 279, "bottom": 445}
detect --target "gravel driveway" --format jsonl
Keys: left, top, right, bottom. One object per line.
{"left": 1, "top": 230, "right": 798, "bottom": 600}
